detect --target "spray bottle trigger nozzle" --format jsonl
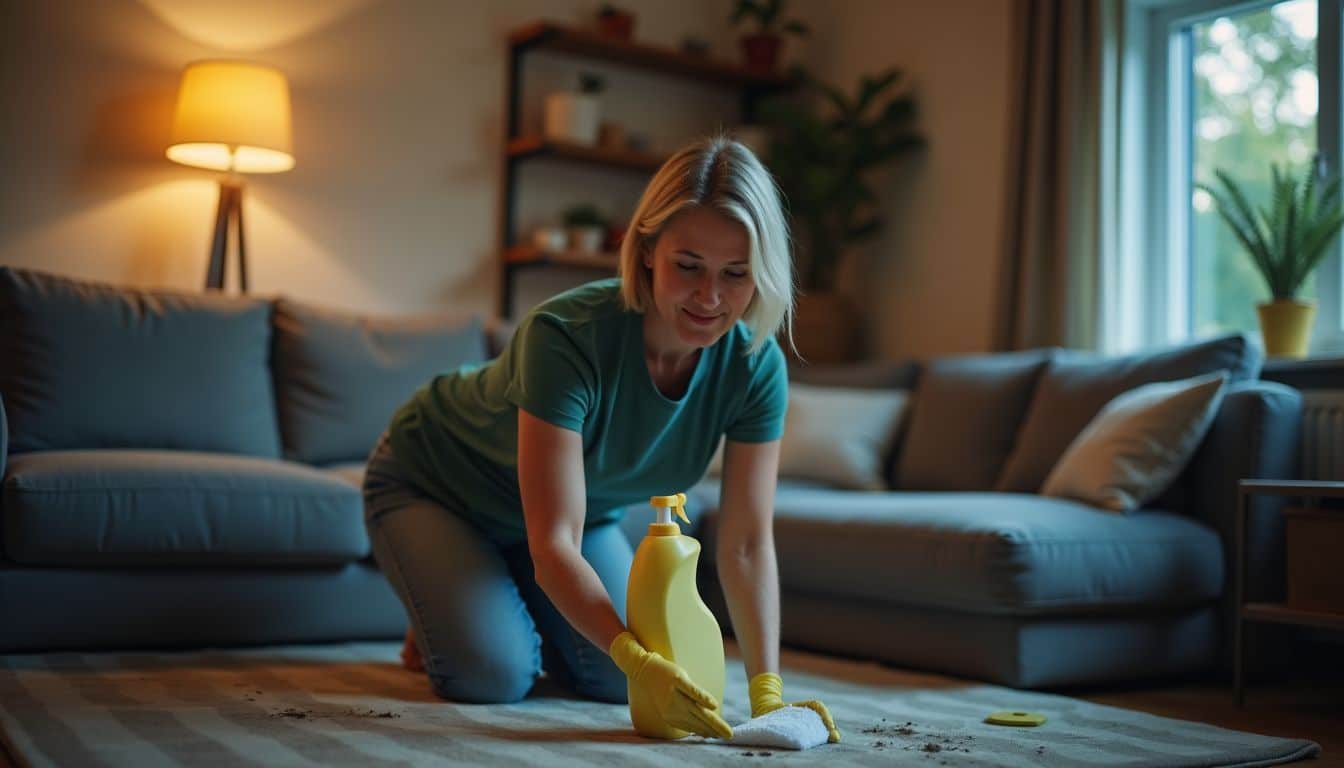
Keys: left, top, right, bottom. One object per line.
{"left": 649, "top": 493, "right": 691, "bottom": 526}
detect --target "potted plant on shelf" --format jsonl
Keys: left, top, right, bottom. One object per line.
{"left": 562, "top": 203, "right": 609, "bottom": 254}
{"left": 730, "top": 0, "right": 808, "bottom": 74}
{"left": 759, "top": 68, "right": 924, "bottom": 362}
{"left": 544, "top": 72, "right": 605, "bottom": 147}
{"left": 1200, "top": 157, "right": 1344, "bottom": 358}
{"left": 596, "top": 4, "right": 635, "bottom": 41}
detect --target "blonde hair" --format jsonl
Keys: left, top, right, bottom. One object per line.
{"left": 618, "top": 136, "right": 794, "bottom": 354}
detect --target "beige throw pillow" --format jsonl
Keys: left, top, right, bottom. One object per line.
{"left": 1041, "top": 371, "right": 1229, "bottom": 512}
{"left": 707, "top": 383, "right": 910, "bottom": 490}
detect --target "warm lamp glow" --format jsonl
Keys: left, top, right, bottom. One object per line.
{"left": 166, "top": 60, "right": 294, "bottom": 173}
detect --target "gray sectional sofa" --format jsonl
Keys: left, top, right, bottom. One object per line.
{"left": 669, "top": 339, "right": 1303, "bottom": 688}
{"left": 0, "top": 266, "right": 1303, "bottom": 691}
{"left": 0, "top": 266, "right": 487, "bottom": 650}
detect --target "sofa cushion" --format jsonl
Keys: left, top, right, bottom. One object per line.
{"left": 1042, "top": 372, "right": 1228, "bottom": 512}
{"left": 994, "top": 333, "right": 1262, "bottom": 493}
{"left": 2, "top": 450, "right": 367, "bottom": 566}
{"left": 705, "top": 384, "right": 910, "bottom": 489}
{"left": 701, "top": 486, "right": 1223, "bottom": 615}
{"left": 789, "top": 359, "right": 920, "bottom": 390}
{"left": 777, "top": 383, "right": 910, "bottom": 490}
{"left": 895, "top": 349, "right": 1049, "bottom": 491}
{"left": 788, "top": 360, "right": 920, "bottom": 488}
{"left": 272, "top": 299, "right": 487, "bottom": 465}
{"left": 0, "top": 267, "right": 280, "bottom": 457}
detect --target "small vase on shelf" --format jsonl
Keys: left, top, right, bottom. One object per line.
{"left": 544, "top": 73, "right": 605, "bottom": 146}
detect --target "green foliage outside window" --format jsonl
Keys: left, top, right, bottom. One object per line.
{"left": 1191, "top": 0, "right": 1319, "bottom": 336}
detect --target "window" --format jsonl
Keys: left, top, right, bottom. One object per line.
{"left": 1116, "top": 0, "right": 1343, "bottom": 354}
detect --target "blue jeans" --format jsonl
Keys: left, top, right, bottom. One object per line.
{"left": 362, "top": 433, "right": 631, "bottom": 705}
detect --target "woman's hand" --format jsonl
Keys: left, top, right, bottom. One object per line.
{"left": 749, "top": 672, "right": 841, "bottom": 743}
{"left": 610, "top": 632, "right": 734, "bottom": 740}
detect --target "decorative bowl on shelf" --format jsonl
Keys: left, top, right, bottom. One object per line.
{"left": 568, "top": 226, "right": 606, "bottom": 253}
{"left": 533, "top": 226, "right": 567, "bottom": 252}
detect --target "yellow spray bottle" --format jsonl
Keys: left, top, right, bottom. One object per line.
{"left": 625, "top": 492, "right": 726, "bottom": 739}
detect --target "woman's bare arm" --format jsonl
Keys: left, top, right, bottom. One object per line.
{"left": 517, "top": 407, "right": 628, "bottom": 653}
{"left": 714, "top": 438, "right": 781, "bottom": 680}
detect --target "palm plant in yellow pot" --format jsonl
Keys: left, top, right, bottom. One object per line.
{"left": 1200, "top": 157, "right": 1344, "bottom": 357}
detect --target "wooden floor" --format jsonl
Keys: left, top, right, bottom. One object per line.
{"left": 1079, "top": 679, "right": 1343, "bottom": 766}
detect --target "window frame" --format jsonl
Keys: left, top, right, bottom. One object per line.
{"left": 1119, "top": 0, "right": 1344, "bottom": 355}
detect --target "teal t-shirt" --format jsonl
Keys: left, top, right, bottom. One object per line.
{"left": 385, "top": 278, "right": 787, "bottom": 544}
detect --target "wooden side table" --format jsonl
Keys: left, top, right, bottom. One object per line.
{"left": 1235, "top": 479, "right": 1344, "bottom": 705}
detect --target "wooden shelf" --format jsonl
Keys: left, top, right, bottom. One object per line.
{"left": 509, "top": 22, "right": 796, "bottom": 91}
{"left": 1239, "top": 479, "right": 1344, "bottom": 499}
{"left": 1243, "top": 602, "right": 1344, "bottom": 631}
{"left": 497, "top": 20, "right": 798, "bottom": 317}
{"left": 505, "top": 244, "right": 619, "bottom": 271}
{"left": 507, "top": 136, "right": 666, "bottom": 173}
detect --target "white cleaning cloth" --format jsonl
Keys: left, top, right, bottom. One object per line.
{"left": 727, "top": 706, "right": 829, "bottom": 751}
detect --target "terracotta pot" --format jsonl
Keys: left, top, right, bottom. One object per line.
{"left": 740, "top": 34, "right": 782, "bottom": 74}
{"left": 597, "top": 12, "right": 635, "bottom": 41}
{"left": 1257, "top": 299, "right": 1316, "bottom": 358}
{"left": 787, "top": 292, "right": 862, "bottom": 364}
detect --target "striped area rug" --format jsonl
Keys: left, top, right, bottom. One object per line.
{"left": 0, "top": 640, "right": 1320, "bottom": 767}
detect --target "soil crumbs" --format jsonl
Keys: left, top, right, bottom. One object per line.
{"left": 862, "top": 719, "right": 976, "bottom": 757}
{"left": 270, "top": 706, "right": 400, "bottom": 720}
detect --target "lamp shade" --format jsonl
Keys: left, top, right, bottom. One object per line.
{"left": 166, "top": 60, "right": 294, "bottom": 173}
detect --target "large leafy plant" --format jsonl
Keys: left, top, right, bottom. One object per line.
{"left": 1199, "top": 159, "right": 1344, "bottom": 300}
{"left": 760, "top": 69, "right": 924, "bottom": 292}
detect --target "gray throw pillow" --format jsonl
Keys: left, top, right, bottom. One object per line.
{"left": 788, "top": 359, "right": 920, "bottom": 487}
{"left": 271, "top": 298, "right": 487, "bottom": 465}
{"left": 994, "top": 333, "right": 1261, "bottom": 493}
{"left": 1041, "top": 371, "right": 1229, "bottom": 512}
{"left": 895, "top": 349, "right": 1050, "bottom": 490}
{"left": 0, "top": 266, "right": 280, "bottom": 457}
{"left": 706, "top": 382, "right": 911, "bottom": 489}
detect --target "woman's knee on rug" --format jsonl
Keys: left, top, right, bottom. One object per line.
{"left": 425, "top": 649, "right": 539, "bottom": 704}
{"left": 571, "top": 653, "right": 628, "bottom": 704}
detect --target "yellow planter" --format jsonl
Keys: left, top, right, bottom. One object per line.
{"left": 1256, "top": 300, "right": 1316, "bottom": 358}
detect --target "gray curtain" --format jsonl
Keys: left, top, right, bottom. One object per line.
{"left": 996, "top": 0, "right": 1118, "bottom": 351}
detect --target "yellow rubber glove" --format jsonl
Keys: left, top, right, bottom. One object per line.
{"left": 609, "top": 631, "right": 733, "bottom": 740}
{"left": 749, "top": 672, "right": 841, "bottom": 743}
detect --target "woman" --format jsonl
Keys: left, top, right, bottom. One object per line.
{"left": 363, "top": 136, "right": 839, "bottom": 742}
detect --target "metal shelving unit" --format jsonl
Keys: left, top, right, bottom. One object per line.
{"left": 497, "top": 21, "right": 795, "bottom": 317}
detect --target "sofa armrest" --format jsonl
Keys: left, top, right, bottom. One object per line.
{"left": 1185, "top": 380, "right": 1301, "bottom": 634}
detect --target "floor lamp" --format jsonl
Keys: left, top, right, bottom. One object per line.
{"left": 166, "top": 60, "right": 294, "bottom": 292}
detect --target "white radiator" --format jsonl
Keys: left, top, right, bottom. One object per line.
{"left": 1299, "top": 390, "right": 1344, "bottom": 481}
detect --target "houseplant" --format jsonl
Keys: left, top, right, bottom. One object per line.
{"left": 1199, "top": 157, "right": 1344, "bottom": 357}
{"left": 597, "top": 4, "right": 635, "bottom": 40}
{"left": 730, "top": 0, "right": 808, "bottom": 74}
{"left": 562, "top": 203, "right": 609, "bottom": 253}
{"left": 759, "top": 68, "right": 924, "bottom": 361}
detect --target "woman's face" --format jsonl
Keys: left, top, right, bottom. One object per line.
{"left": 643, "top": 207, "right": 755, "bottom": 351}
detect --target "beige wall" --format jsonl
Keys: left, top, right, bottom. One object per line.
{"left": 0, "top": 0, "right": 738, "bottom": 315}
{"left": 0, "top": 0, "right": 1012, "bottom": 356}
